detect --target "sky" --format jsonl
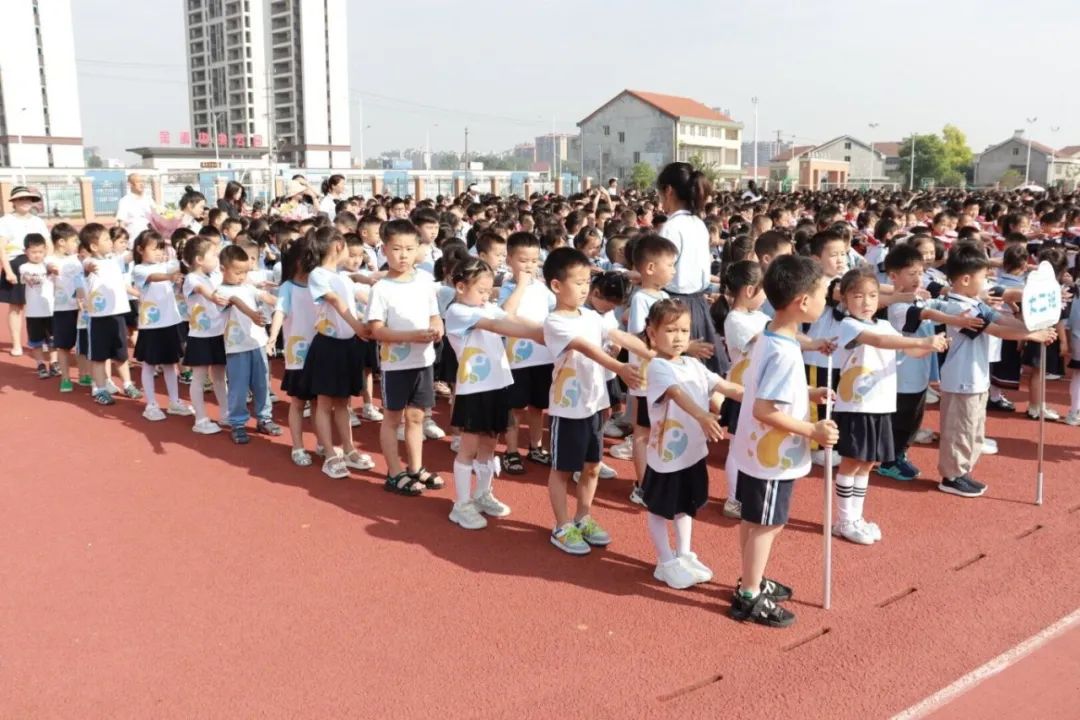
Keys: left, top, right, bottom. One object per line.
{"left": 72, "top": 0, "right": 1080, "bottom": 164}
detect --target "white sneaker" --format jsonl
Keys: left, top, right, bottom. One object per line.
{"left": 349, "top": 409, "right": 361, "bottom": 427}
{"left": 302, "top": 401, "right": 312, "bottom": 418}
{"left": 449, "top": 501, "right": 488, "bottom": 530}
{"left": 912, "top": 428, "right": 937, "bottom": 445}
{"left": 450, "top": 434, "right": 461, "bottom": 452}
{"left": 678, "top": 552, "right": 713, "bottom": 583}
{"left": 925, "top": 386, "right": 940, "bottom": 405}
{"left": 722, "top": 498, "right": 742, "bottom": 519}
{"left": 423, "top": 418, "right": 446, "bottom": 439}
{"left": 598, "top": 462, "right": 617, "bottom": 479}
{"left": 167, "top": 401, "right": 195, "bottom": 416}
{"left": 981, "top": 438, "right": 998, "bottom": 455}
{"left": 105, "top": 380, "right": 121, "bottom": 395}
{"left": 342, "top": 451, "right": 375, "bottom": 471}
{"left": 1027, "top": 405, "right": 1061, "bottom": 421}
{"left": 602, "top": 419, "right": 626, "bottom": 438}
{"left": 653, "top": 558, "right": 697, "bottom": 590}
{"left": 833, "top": 519, "right": 876, "bottom": 545}
{"left": 609, "top": 437, "right": 634, "bottom": 460}
{"left": 396, "top": 424, "right": 405, "bottom": 442}
{"left": 361, "top": 404, "right": 384, "bottom": 421}
{"left": 192, "top": 417, "right": 222, "bottom": 435}
{"left": 142, "top": 405, "right": 166, "bottom": 422}
{"left": 1065, "top": 410, "right": 1080, "bottom": 426}
{"left": 474, "top": 490, "right": 511, "bottom": 517}
{"left": 812, "top": 449, "right": 840, "bottom": 467}
{"left": 1047, "top": 373, "right": 1063, "bottom": 381}
{"left": 629, "top": 484, "right": 646, "bottom": 506}
{"left": 863, "top": 519, "right": 883, "bottom": 542}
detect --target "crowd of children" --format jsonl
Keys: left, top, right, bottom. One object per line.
{"left": 3, "top": 168, "right": 1074, "bottom": 629}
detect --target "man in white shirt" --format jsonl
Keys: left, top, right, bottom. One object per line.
{"left": 115, "top": 174, "right": 155, "bottom": 239}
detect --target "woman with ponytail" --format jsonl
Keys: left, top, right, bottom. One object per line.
{"left": 656, "top": 162, "right": 722, "bottom": 373}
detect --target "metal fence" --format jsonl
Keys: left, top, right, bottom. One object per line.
{"left": 31, "top": 179, "right": 83, "bottom": 218}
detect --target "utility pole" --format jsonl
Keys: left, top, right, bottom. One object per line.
{"left": 464, "top": 126, "right": 470, "bottom": 184}
{"left": 909, "top": 133, "right": 916, "bottom": 190}
{"left": 751, "top": 96, "right": 759, "bottom": 185}
{"left": 1025, "top": 117, "right": 1038, "bottom": 185}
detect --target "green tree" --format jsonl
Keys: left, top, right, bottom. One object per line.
{"left": 628, "top": 162, "right": 657, "bottom": 191}
{"left": 941, "top": 124, "right": 974, "bottom": 180}
{"left": 998, "top": 168, "right": 1024, "bottom": 189}
{"left": 686, "top": 152, "right": 721, "bottom": 187}
{"left": 897, "top": 134, "right": 949, "bottom": 189}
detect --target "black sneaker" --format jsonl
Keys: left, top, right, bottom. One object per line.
{"left": 938, "top": 476, "right": 986, "bottom": 498}
{"left": 961, "top": 474, "right": 986, "bottom": 492}
{"left": 231, "top": 427, "right": 251, "bottom": 445}
{"left": 729, "top": 592, "right": 796, "bottom": 628}
{"left": 986, "top": 396, "right": 1015, "bottom": 412}
{"left": 736, "top": 577, "right": 793, "bottom": 602}
{"left": 49, "top": 362, "right": 61, "bottom": 377}
{"left": 36, "top": 363, "right": 50, "bottom": 379}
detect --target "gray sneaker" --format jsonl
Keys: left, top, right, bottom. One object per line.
{"left": 575, "top": 515, "right": 611, "bottom": 546}
{"left": 550, "top": 523, "right": 590, "bottom": 555}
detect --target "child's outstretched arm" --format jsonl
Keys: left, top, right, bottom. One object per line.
{"left": 853, "top": 328, "right": 948, "bottom": 358}
{"left": 228, "top": 296, "right": 263, "bottom": 324}
{"left": 607, "top": 328, "right": 652, "bottom": 360}
{"left": 753, "top": 399, "right": 838, "bottom": 447}
{"left": 367, "top": 320, "right": 438, "bottom": 344}
{"left": 660, "top": 386, "right": 724, "bottom": 441}
{"left": 565, "top": 336, "right": 642, "bottom": 390}
{"left": 476, "top": 316, "right": 545, "bottom": 345}
{"left": 710, "top": 377, "right": 744, "bottom": 403}
{"left": 318, "top": 290, "right": 367, "bottom": 337}
{"left": 267, "top": 309, "right": 284, "bottom": 350}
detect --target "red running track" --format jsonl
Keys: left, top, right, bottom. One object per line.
{"left": 1, "top": 349, "right": 1079, "bottom": 719}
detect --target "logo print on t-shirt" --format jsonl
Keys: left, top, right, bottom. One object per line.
{"left": 314, "top": 316, "right": 337, "bottom": 337}
{"left": 140, "top": 302, "right": 160, "bottom": 327}
{"left": 380, "top": 342, "right": 410, "bottom": 363}
{"left": 729, "top": 357, "right": 750, "bottom": 385}
{"left": 286, "top": 336, "right": 309, "bottom": 365}
{"left": 553, "top": 366, "right": 580, "bottom": 408}
{"left": 90, "top": 290, "right": 107, "bottom": 313}
{"left": 190, "top": 305, "right": 211, "bottom": 331}
{"left": 654, "top": 419, "right": 688, "bottom": 462}
{"left": 225, "top": 319, "right": 245, "bottom": 348}
{"left": 506, "top": 338, "right": 534, "bottom": 364}
{"left": 749, "top": 427, "right": 805, "bottom": 470}
{"left": 838, "top": 365, "right": 874, "bottom": 404}
{"left": 457, "top": 347, "right": 491, "bottom": 384}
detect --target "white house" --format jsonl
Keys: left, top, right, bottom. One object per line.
{"left": 973, "top": 131, "right": 1080, "bottom": 188}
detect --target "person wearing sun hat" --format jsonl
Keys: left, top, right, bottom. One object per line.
{"left": 0, "top": 186, "right": 50, "bottom": 356}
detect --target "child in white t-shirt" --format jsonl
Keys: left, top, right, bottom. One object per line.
{"left": 81, "top": 223, "right": 141, "bottom": 405}
{"left": 831, "top": 268, "right": 946, "bottom": 545}
{"left": 642, "top": 299, "right": 742, "bottom": 589}
{"left": 46, "top": 224, "right": 85, "bottom": 391}
{"left": 181, "top": 236, "right": 229, "bottom": 435}
{"left": 444, "top": 258, "right": 544, "bottom": 530}
{"left": 19, "top": 234, "right": 57, "bottom": 378}
{"left": 366, "top": 220, "right": 444, "bottom": 495}
{"left": 542, "top": 248, "right": 652, "bottom": 555}
{"left": 131, "top": 231, "right": 192, "bottom": 422}
{"left": 803, "top": 230, "right": 848, "bottom": 467}
{"left": 216, "top": 245, "right": 281, "bottom": 445}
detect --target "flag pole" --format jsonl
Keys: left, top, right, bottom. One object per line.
{"left": 823, "top": 353, "right": 834, "bottom": 610}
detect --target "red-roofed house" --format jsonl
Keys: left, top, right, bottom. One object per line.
{"left": 577, "top": 89, "right": 744, "bottom": 187}
{"left": 973, "top": 130, "right": 1080, "bottom": 187}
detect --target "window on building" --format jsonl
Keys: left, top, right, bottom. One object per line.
{"left": 726, "top": 128, "right": 738, "bottom": 141}
{"left": 724, "top": 148, "right": 738, "bottom": 166}
{"left": 844, "top": 155, "right": 851, "bottom": 162}
{"left": 603, "top": 125, "right": 610, "bottom": 136}
{"left": 618, "top": 131, "right": 625, "bottom": 143}
{"left": 844, "top": 141, "right": 852, "bottom": 149}
{"left": 633, "top": 151, "right": 640, "bottom": 163}
{"left": 1013, "top": 148, "right": 1020, "bottom": 156}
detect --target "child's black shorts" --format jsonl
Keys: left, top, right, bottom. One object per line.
{"left": 736, "top": 471, "right": 795, "bottom": 526}
{"left": 507, "top": 363, "right": 553, "bottom": 410}
{"left": 26, "top": 316, "right": 53, "bottom": 347}
{"left": 52, "top": 310, "right": 78, "bottom": 351}
{"left": 550, "top": 412, "right": 603, "bottom": 472}
{"left": 88, "top": 314, "right": 129, "bottom": 362}
{"left": 382, "top": 365, "right": 435, "bottom": 411}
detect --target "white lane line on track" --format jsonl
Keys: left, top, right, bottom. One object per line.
{"left": 892, "top": 607, "right": 1080, "bottom": 720}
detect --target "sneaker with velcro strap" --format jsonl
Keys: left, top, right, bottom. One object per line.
{"left": 575, "top": 515, "right": 611, "bottom": 546}
{"left": 550, "top": 523, "right": 590, "bottom": 555}
{"left": 736, "top": 576, "right": 793, "bottom": 602}
{"left": 729, "top": 591, "right": 796, "bottom": 628}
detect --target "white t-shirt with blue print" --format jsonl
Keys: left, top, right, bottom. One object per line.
{"left": 498, "top": 279, "right": 555, "bottom": 369}
{"left": 444, "top": 302, "right": 512, "bottom": 395}
{"left": 646, "top": 356, "right": 721, "bottom": 473}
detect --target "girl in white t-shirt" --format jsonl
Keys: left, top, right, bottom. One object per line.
{"left": 641, "top": 299, "right": 743, "bottom": 590}
{"left": 131, "top": 231, "right": 192, "bottom": 422}
{"left": 268, "top": 239, "right": 318, "bottom": 465}
{"left": 181, "top": 236, "right": 229, "bottom": 435}
{"left": 298, "top": 227, "right": 376, "bottom": 479}
{"left": 443, "top": 258, "right": 543, "bottom": 530}
{"left": 832, "top": 268, "right": 947, "bottom": 546}
{"left": 715, "top": 260, "right": 769, "bottom": 519}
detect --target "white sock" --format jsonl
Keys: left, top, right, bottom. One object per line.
{"left": 646, "top": 512, "right": 675, "bottom": 564}
{"left": 162, "top": 365, "right": 180, "bottom": 405}
{"left": 141, "top": 363, "right": 157, "bottom": 407}
{"left": 853, "top": 474, "right": 869, "bottom": 521}
{"left": 725, "top": 451, "right": 739, "bottom": 501}
{"left": 673, "top": 513, "right": 692, "bottom": 556}
{"left": 191, "top": 366, "right": 208, "bottom": 420}
{"left": 453, "top": 461, "right": 473, "bottom": 505}
{"left": 835, "top": 472, "right": 855, "bottom": 523}
{"left": 1070, "top": 373, "right": 1080, "bottom": 414}
{"left": 990, "top": 386, "right": 1004, "bottom": 402}
{"left": 473, "top": 459, "right": 494, "bottom": 497}
{"left": 211, "top": 367, "right": 227, "bottom": 418}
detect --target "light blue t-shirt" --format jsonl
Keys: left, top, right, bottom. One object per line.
{"left": 887, "top": 299, "right": 951, "bottom": 394}
{"left": 938, "top": 293, "right": 998, "bottom": 394}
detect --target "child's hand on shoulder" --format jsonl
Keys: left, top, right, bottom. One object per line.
{"left": 809, "top": 387, "right": 834, "bottom": 405}
{"left": 617, "top": 362, "right": 643, "bottom": 391}
{"left": 927, "top": 333, "right": 949, "bottom": 352}
{"left": 810, "top": 337, "right": 837, "bottom": 355}
{"left": 811, "top": 419, "right": 839, "bottom": 447}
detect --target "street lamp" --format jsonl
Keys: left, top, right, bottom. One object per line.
{"left": 751, "top": 97, "right": 759, "bottom": 186}
{"left": 909, "top": 132, "right": 917, "bottom": 190}
{"left": 16, "top": 106, "right": 28, "bottom": 184}
{"left": 1024, "top": 116, "right": 1038, "bottom": 185}
{"left": 868, "top": 122, "right": 879, "bottom": 187}
{"left": 1049, "top": 125, "right": 1061, "bottom": 187}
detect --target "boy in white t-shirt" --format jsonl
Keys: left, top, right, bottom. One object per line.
{"left": 18, "top": 234, "right": 58, "bottom": 378}
{"left": 46, "top": 223, "right": 85, "bottom": 391}
{"left": 216, "top": 245, "right": 282, "bottom": 445}
{"left": 366, "top": 220, "right": 444, "bottom": 494}
{"left": 541, "top": 247, "right": 652, "bottom": 555}
{"left": 730, "top": 254, "right": 838, "bottom": 628}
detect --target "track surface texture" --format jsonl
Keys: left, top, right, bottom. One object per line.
{"left": 2, "top": 348, "right": 1079, "bottom": 719}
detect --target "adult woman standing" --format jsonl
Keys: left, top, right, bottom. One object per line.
{"left": 179, "top": 186, "right": 208, "bottom": 232}
{"left": 319, "top": 174, "right": 346, "bottom": 216}
{"left": 656, "top": 162, "right": 721, "bottom": 373}
{"left": 0, "top": 186, "right": 50, "bottom": 356}
{"left": 216, "top": 180, "right": 246, "bottom": 219}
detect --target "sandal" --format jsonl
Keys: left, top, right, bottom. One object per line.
{"left": 385, "top": 471, "right": 425, "bottom": 496}
{"left": 291, "top": 448, "right": 312, "bottom": 467}
{"left": 527, "top": 447, "right": 551, "bottom": 465}
{"left": 322, "top": 456, "right": 349, "bottom": 479}
{"left": 502, "top": 451, "right": 526, "bottom": 475}
{"left": 408, "top": 466, "right": 444, "bottom": 490}
{"left": 92, "top": 390, "right": 115, "bottom": 406}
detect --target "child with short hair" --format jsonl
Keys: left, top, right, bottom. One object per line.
{"left": 216, "top": 244, "right": 282, "bottom": 444}
{"left": 605, "top": 234, "right": 629, "bottom": 272}
{"left": 936, "top": 243, "right": 1055, "bottom": 497}
{"left": 131, "top": 230, "right": 192, "bottom": 421}
{"left": 542, "top": 247, "right": 651, "bottom": 555}
{"left": 500, "top": 231, "right": 556, "bottom": 472}
{"left": 81, "top": 223, "right": 141, "bottom": 405}
{"left": 181, "top": 236, "right": 229, "bottom": 434}
{"left": 831, "top": 267, "right": 947, "bottom": 545}
{"left": 475, "top": 231, "right": 508, "bottom": 284}
{"left": 366, "top": 219, "right": 445, "bottom": 494}
{"left": 18, "top": 234, "right": 57, "bottom": 378}
{"left": 803, "top": 229, "right": 848, "bottom": 467}
{"left": 444, "top": 258, "right": 544, "bottom": 529}
{"left": 642, "top": 299, "right": 742, "bottom": 588}
{"left": 47, "top": 223, "right": 85, "bottom": 391}
{"left": 730, "top": 254, "right": 838, "bottom": 628}
{"left": 585, "top": 270, "right": 632, "bottom": 481}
